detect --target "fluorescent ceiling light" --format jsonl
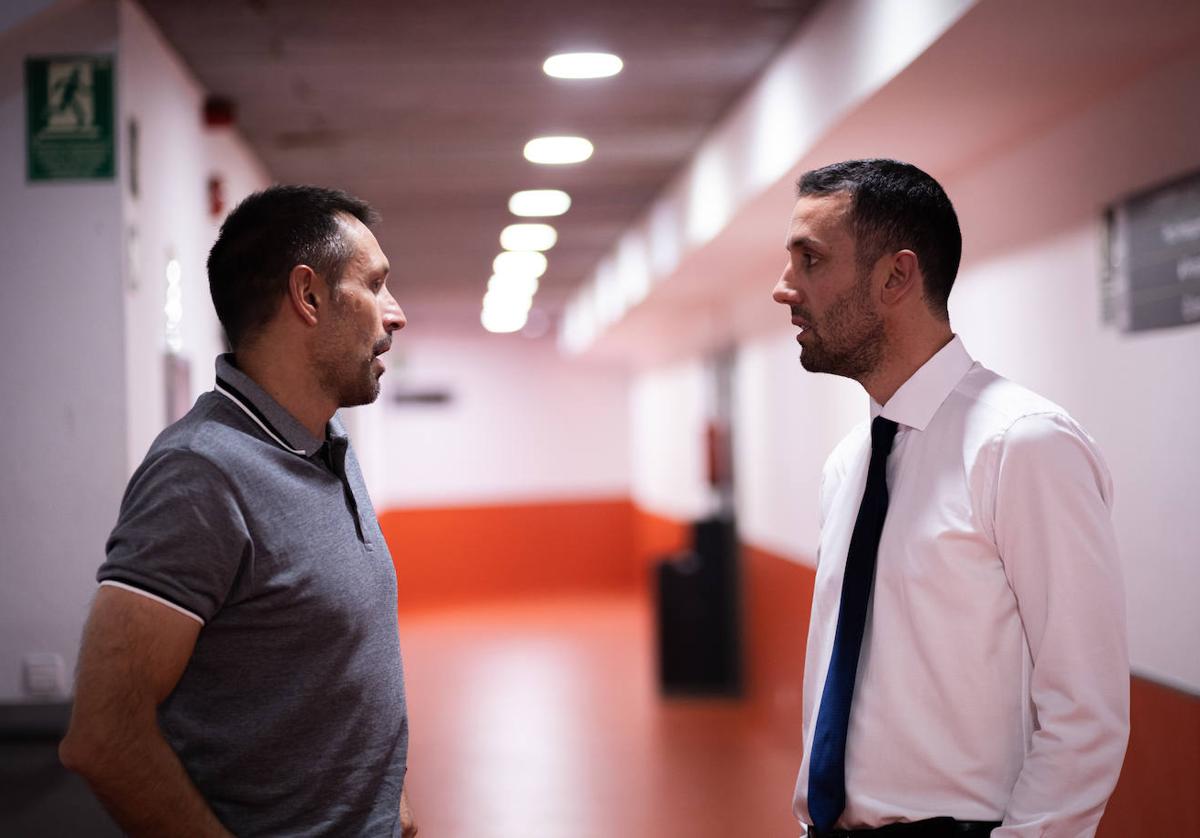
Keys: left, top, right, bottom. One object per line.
{"left": 488, "top": 274, "right": 539, "bottom": 298}
{"left": 481, "top": 306, "right": 529, "bottom": 334}
{"left": 481, "top": 288, "right": 533, "bottom": 334}
{"left": 493, "top": 250, "right": 547, "bottom": 278}
{"left": 543, "top": 52, "right": 623, "bottom": 80}
{"left": 483, "top": 289, "right": 534, "bottom": 315}
{"left": 524, "top": 136, "right": 593, "bottom": 165}
{"left": 500, "top": 223, "right": 557, "bottom": 252}
{"left": 509, "top": 189, "right": 571, "bottom": 217}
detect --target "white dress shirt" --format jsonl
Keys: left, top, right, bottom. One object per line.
{"left": 793, "top": 336, "right": 1129, "bottom": 836}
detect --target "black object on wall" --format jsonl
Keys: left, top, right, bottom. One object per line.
{"left": 654, "top": 515, "right": 742, "bottom": 696}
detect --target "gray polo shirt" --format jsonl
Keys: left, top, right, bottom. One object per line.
{"left": 99, "top": 355, "right": 408, "bottom": 837}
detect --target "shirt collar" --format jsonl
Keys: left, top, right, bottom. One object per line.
{"left": 213, "top": 354, "right": 331, "bottom": 457}
{"left": 869, "top": 335, "right": 974, "bottom": 432}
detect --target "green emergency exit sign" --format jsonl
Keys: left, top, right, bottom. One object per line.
{"left": 25, "top": 54, "right": 115, "bottom": 181}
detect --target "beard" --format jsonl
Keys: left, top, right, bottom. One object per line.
{"left": 316, "top": 349, "right": 380, "bottom": 408}
{"left": 798, "top": 272, "right": 885, "bottom": 381}
{"left": 314, "top": 312, "right": 389, "bottom": 409}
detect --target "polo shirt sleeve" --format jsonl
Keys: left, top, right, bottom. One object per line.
{"left": 99, "top": 449, "right": 251, "bottom": 625}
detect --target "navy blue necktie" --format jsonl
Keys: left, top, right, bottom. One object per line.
{"left": 808, "top": 415, "right": 899, "bottom": 831}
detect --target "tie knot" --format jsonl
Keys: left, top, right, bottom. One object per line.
{"left": 871, "top": 416, "right": 899, "bottom": 453}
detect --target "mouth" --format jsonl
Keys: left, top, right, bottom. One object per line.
{"left": 791, "top": 313, "right": 814, "bottom": 339}
{"left": 371, "top": 339, "right": 391, "bottom": 375}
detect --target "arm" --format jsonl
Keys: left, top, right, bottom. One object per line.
{"left": 989, "top": 415, "right": 1129, "bottom": 836}
{"left": 59, "top": 586, "right": 233, "bottom": 837}
{"left": 400, "top": 786, "right": 418, "bottom": 837}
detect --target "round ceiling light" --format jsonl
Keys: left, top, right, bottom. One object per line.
{"left": 524, "top": 136, "right": 593, "bottom": 165}
{"left": 509, "top": 189, "right": 571, "bottom": 217}
{"left": 488, "top": 274, "right": 540, "bottom": 298}
{"left": 493, "top": 250, "right": 548, "bottom": 278}
{"left": 543, "top": 52, "right": 623, "bottom": 80}
{"left": 481, "top": 306, "right": 529, "bottom": 334}
{"left": 500, "top": 223, "right": 558, "bottom": 252}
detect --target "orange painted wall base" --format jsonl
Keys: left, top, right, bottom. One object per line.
{"left": 380, "top": 498, "right": 637, "bottom": 610}
{"left": 738, "top": 539, "right": 1200, "bottom": 836}
{"left": 380, "top": 499, "right": 1198, "bottom": 831}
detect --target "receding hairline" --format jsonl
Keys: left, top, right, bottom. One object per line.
{"left": 330, "top": 211, "right": 390, "bottom": 282}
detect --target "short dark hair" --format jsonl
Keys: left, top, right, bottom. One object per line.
{"left": 207, "top": 185, "right": 380, "bottom": 349}
{"left": 796, "top": 159, "right": 960, "bottom": 319}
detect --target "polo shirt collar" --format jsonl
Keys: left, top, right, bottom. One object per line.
{"left": 869, "top": 335, "right": 974, "bottom": 432}
{"left": 213, "top": 354, "right": 328, "bottom": 457}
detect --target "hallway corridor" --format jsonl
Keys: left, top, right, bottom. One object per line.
{"left": 399, "top": 595, "right": 802, "bottom": 838}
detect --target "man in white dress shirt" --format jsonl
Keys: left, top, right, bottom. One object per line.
{"left": 772, "top": 159, "right": 1129, "bottom": 837}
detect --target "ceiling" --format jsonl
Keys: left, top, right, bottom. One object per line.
{"left": 578, "top": 0, "right": 1200, "bottom": 365}
{"left": 138, "top": 0, "right": 819, "bottom": 329}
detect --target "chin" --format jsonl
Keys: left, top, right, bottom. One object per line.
{"left": 798, "top": 351, "right": 826, "bottom": 374}
{"left": 339, "top": 378, "right": 381, "bottom": 409}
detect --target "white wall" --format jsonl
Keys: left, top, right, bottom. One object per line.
{"left": 633, "top": 44, "right": 1200, "bottom": 691}
{"left": 0, "top": 0, "right": 270, "bottom": 703}
{"left": 351, "top": 331, "right": 631, "bottom": 509}
{"left": 0, "top": 0, "right": 125, "bottom": 703}
{"left": 627, "top": 359, "right": 715, "bottom": 521}
{"left": 944, "top": 49, "right": 1200, "bottom": 692}
{"left": 731, "top": 335, "right": 864, "bottom": 561}
{"left": 118, "top": 0, "right": 270, "bottom": 471}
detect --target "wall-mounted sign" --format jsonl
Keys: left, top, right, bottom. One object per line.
{"left": 25, "top": 54, "right": 115, "bottom": 181}
{"left": 1105, "top": 170, "right": 1200, "bottom": 333}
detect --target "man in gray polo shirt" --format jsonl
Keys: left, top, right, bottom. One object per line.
{"left": 60, "top": 186, "right": 416, "bottom": 837}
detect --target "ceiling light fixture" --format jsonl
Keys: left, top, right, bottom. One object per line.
{"left": 500, "top": 223, "right": 558, "bottom": 252}
{"left": 509, "top": 189, "right": 571, "bottom": 217}
{"left": 481, "top": 306, "right": 529, "bottom": 334}
{"left": 488, "top": 274, "right": 540, "bottom": 297}
{"left": 524, "top": 136, "right": 593, "bottom": 165}
{"left": 481, "top": 288, "right": 533, "bottom": 335}
{"left": 493, "top": 250, "right": 548, "bottom": 278}
{"left": 483, "top": 288, "right": 534, "bottom": 314}
{"left": 543, "top": 52, "right": 623, "bottom": 80}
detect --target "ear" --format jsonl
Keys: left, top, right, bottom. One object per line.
{"left": 879, "top": 249, "right": 921, "bottom": 307}
{"left": 286, "top": 264, "right": 322, "bottom": 327}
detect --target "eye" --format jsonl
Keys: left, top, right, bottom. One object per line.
{"left": 801, "top": 251, "right": 819, "bottom": 270}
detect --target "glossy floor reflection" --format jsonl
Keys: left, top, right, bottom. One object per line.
{"left": 399, "top": 595, "right": 801, "bottom": 838}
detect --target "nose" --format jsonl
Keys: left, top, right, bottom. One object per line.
{"left": 772, "top": 261, "right": 798, "bottom": 306}
{"left": 381, "top": 285, "right": 406, "bottom": 333}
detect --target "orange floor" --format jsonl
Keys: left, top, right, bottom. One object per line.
{"left": 398, "top": 594, "right": 803, "bottom": 838}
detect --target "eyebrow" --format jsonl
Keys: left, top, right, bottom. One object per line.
{"left": 787, "top": 235, "right": 824, "bottom": 252}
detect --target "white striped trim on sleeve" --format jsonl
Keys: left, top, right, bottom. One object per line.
{"left": 99, "top": 580, "right": 205, "bottom": 626}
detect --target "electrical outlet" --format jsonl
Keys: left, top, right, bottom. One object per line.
{"left": 23, "top": 653, "right": 66, "bottom": 700}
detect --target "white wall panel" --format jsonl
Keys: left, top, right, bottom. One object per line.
{"left": 0, "top": 0, "right": 270, "bottom": 702}
{"left": 352, "top": 332, "right": 631, "bottom": 509}
{"left": 0, "top": 0, "right": 124, "bottom": 702}
{"left": 732, "top": 335, "right": 864, "bottom": 566}
{"left": 628, "top": 359, "right": 715, "bottom": 522}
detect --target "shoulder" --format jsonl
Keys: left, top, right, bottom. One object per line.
{"left": 947, "top": 366, "right": 1104, "bottom": 456}
{"left": 949, "top": 365, "right": 1075, "bottom": 432}
{"left": 130, "top": 393, "right": 255, "bottom": 496}
{"left": 144, "top": 391, "right": 272, "bottom": 474}
{"left": 953, "top": 370, "right": 1113, "bottom": 507}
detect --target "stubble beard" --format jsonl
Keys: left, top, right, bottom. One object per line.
{"left": 799, "top": 272, "right": 886, "bottom": 381}
{"left": 315, "top": 349, "right": 379, "bottom": 409}
{"left": 314, "top": 309, "right": 384, "bottom": 409}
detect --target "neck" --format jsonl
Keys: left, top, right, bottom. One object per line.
{"left": 233, "top": 347, "right": 335, "bottom": 439}
{"left": 859, "top": 325, "right": 954, "bottom": 406}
